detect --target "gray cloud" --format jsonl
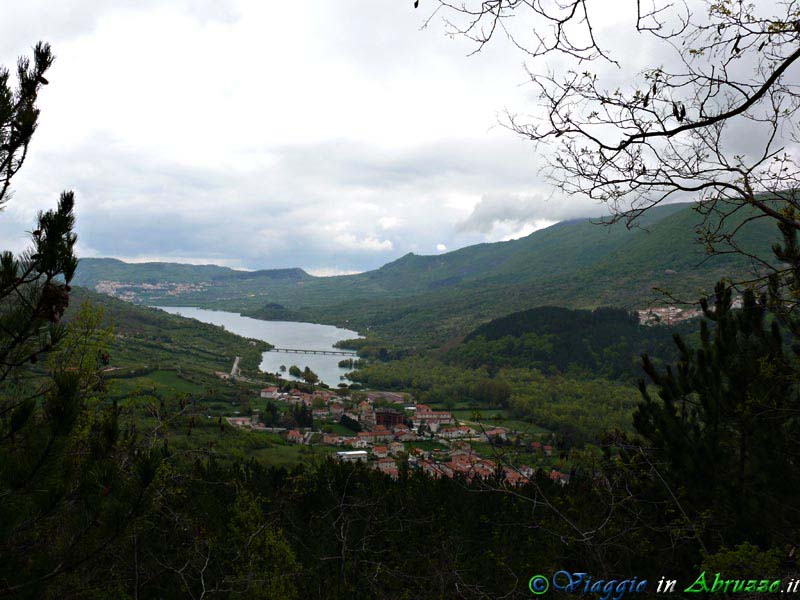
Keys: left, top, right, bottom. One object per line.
{"left": 457, "top": 192, "right": 602, "bottom": 235}
{"left": 0, "top": 0, "right": 239, "bottom": 60}
{"left": 2, "top": 134, "right": 546, "bottom": 272}
{"left": 0, "top": 0, "right": 795, "bottom": 275}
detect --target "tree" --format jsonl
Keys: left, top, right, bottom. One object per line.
{"left": 224, "top": 491, "right": 298, "bottom": 599}
{"left": 261, "top": 401, "right": 280, "bottom": 426}
{"left": 302, "top": 366, "right": 319, "bottom": 384}
{"left": 0, "top": 43, "right": 299, "bottom": 599}
{"left": 0, "top": 44, "right": 91, "bottom": 594}
{"left": 423, "top": 0, "right": 800, "bottom": 566}
{"left": 340, "top": 413, "right": 361, "bottom": 433}
{"left": 635, "top": 280, "right": 799, "bottom": 548}
{"left": 0, "top": 43, "right": 69, "bottom": 385}
{"left": 470, "top": 377, "right": 511, "bottom": 407}
{"left": 290, "top": 404, "right": 313, "bottom": 428}
{"left": 0, "top": 42, "right": 53, "bottom": 207}
{"left": 0, "top": 300, "right": 167, "bottom": 596}
{"left": 425, "top": 0, "right": 800, "bottom": 294}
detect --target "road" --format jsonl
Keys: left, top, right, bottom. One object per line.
{"left": 228, "top": 356, "right": 262, "bottom": 385}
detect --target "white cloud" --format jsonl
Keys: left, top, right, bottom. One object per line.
{"left": 496, "top": 220, "right": 558, "bottom": 242}
{"left": 378, "top": 216, "right": 401, "bottom": 230}
{"left": 0, "top": 1, "right": 549, "bottom": 273}
{"left": 457, "top": 193, "right": 599, "bottom": 238}
{"left": 333, "top": 234, "right": 394, "bottom": 252}
{"left": 306, "top": 267, "right": 363, "bottom": 277}
{"left": 325, "top": 222, "right": 351, "bottom": 233}
{"left": 0, "top": 0, "right": 757, "bottom": 274}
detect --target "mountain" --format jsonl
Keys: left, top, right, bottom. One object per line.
{"left": 74, "top": 257, "right": 310, "bottom": 287}
{"left": 74, "top": 202, "right": 780, "bottom": 344}
{"left": 72, "top": 258, "right": 240, "bottom": 285}
{"left": 72, "top": 259, "right": 310, "bottom": 305}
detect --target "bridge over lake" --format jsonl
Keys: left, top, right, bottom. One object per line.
{"left": 268, "top": 348, "right": 357, "bottom": 356}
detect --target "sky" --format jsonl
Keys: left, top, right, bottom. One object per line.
{"left": 0, "top": 0, "right": 772, "bottom": 274}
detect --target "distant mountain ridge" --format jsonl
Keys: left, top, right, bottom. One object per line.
{"left": 74, "top": 257, "right": 310, "bottom": 286}
{"left": 74, "top": 202, "right": 780, "bottom": 344}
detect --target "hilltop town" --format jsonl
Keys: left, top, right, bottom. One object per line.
{"left": 94, "top": 280, "right": 211, "bottom": 303}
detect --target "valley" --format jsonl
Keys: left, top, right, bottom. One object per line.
{"left": 62, "top": 253, "right": 696, "bottom": 477}
{"left": 62, "top": 202, "right": 758, "bottom": 475}
{"left": 73, "top": 202, "right": 778, "bottom": 345}
{"left": 4, "top": 5, "right": 798, "bottom": 596}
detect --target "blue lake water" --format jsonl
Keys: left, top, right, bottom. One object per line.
{"left": 154, "top": 306, "right": 360, "bottom": 386}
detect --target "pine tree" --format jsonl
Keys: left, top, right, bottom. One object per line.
{"left": 0, "top": 42, "right": 68, "bottom": 383}
{"left": 0, "top": 44, "right": 163, "bottom": 597}
{"left": 636, "top": 265, "right": 800, "bottom": 549}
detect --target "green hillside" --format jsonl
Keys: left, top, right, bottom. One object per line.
{"left": 451, "top": 305, "right": 694, "bottom": 381}
{"left": 64, "top": 287, "right": 269, "bottom": 397}
{"left": 73, "top": 257, "right": 240, "bottom": 285}
{"left": 74, "top": 202, "right": 780, "bottom": 344}
{"left": 72, "top": 258, "right": 310, "bottom": 306}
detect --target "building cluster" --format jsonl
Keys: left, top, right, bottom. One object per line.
{"left": 219, "top": 386, "right": 568, "bottom": 487}
{"left": 336, "top": 442, "right": 569, "bottom": 486}
{"left": 224, "top": 414, "right": 288, "bottom": 434}
{"left": 94, "top": 280, "right": 209, "bottom": 302}
{"left": 638, "top": 297, "right": 742, "bottom": 326}
{"left": 414, "top": 442, "right": 566, "bottom": 485}
{"left": 416, "top": 446, "right": 529, "bottom": 485}
{"left": 637, "top": 306, "right": 702, "bottom": 326}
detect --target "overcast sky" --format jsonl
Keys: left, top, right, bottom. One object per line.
{"left": 0, "top": 0, "right": 730, "bottom": 274}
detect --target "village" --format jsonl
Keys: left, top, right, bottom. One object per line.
{"left": 636, "top": 296, "right": 743, "bottom": 326}
{"left": 94, "top": 279, "right": 211, "bottom": 303}
{"left": 225, "top": 385, "right": 570, "bottom": 486}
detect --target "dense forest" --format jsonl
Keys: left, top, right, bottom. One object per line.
{"left": 452, "top": 305, "right": 690, "bottom": 380}
{"left": 348, "top": 355, "right": 641, "bottom": 442}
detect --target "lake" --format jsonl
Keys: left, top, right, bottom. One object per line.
{"left": 155, "top": 306, "right": 361, "bottom": 386}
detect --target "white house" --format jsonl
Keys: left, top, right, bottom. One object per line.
{"left": 336, "top": 450, "right": 368, "bottom": 463}
{"left": 260, "top": 386, "right": 280, "bottom": 399}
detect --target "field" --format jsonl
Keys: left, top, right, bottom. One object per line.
{"left": 140, "top": 370, "right": 205, "bottom": 394}
{"left": 322, "top": 421, "right": 360, "bottom": 436}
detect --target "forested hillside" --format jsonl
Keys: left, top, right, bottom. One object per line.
{"left": 451, "top": 305, "right": 690, "bottom": 380}
{"left": 75, "top": 202, "right": 778, "bottom": 344}
{"left": 60, "top": 287, "right": 269, "bottom": 404}
{"left": 74, "top": 257, "right": 310, "bottom": 287}
{"left": 246, "top": 201, "right": 776, "bottom": 342}
{"left": 66, "top": 287, "right": 268, "bottom": 373}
